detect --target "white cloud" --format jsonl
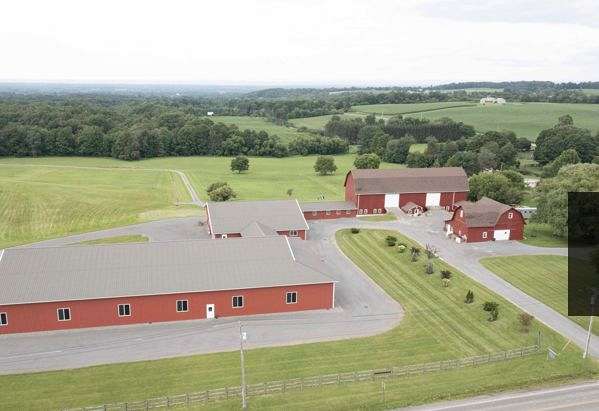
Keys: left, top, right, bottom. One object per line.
{"left": 1, "top": 0, "right": 598, "bottom": 85}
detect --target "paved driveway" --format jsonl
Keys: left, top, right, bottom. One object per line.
{"left": 0, "top": 219, "right": 403, "bottom": 374}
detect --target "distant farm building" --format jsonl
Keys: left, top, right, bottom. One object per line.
{"left": 300, "top": 201, "right": 357, "bottom": 220}
{"left": 0, "top": 237, "right": 335, "bottom": 334}
{"left": 480, "top": 96, "right": 506, "bottom": 105}
{"left": 444, "top": 197, "right": 525, "bottom": 243}
{"left": 344, "top": 168, "right": 469, "bottom": 215}
{"left": 206, "top": 200, "right": 309, "bottom": 239}
{"left": 207, "top": 111, "right": 215, "bottom": 116}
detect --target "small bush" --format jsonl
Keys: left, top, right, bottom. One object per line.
{"left": 350, "top": 228, "right": 360, "bottom": 234}
{"left": 410, "top": 246, "right": 421, "bottom": 262}
{"left": 483, "top": 301, "right": 499, "bottom": 312}
{"left": 442, "top": 278, "right": 451, "bottom": 287}
{"left": 385, "top": 235, "right": 398, "bottom": 246}
{"left": 397, "top": 244, "right": 406, "bottom": 253}
{"left": 519, "top": 313, "right": 534, "bottom": 332}
{"left": 488, "top": 308, "right": 499, "bottom": 322}
{"left": 425, "top": 261, "right": 434, "bottom": 275}
{"left": 440, "top": 270, "right": 452, "bottom": 279}
{"left": 464, "top": 290, "right": 474, "bottom": 304}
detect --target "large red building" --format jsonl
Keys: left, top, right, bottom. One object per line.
{"left": 206, "top": 199, "right": 309, "bottom": 239}
{"left": 444, "top": 197, "right": 525, "bottom": 243}
{"left": 344, "top": 167, "right": 469, "bottom": 215}
{"left": 0, "top": 237, "right": 335, "bottom": 334}
{"left": 300, "top": 201, "right": 358, "bottom": 220}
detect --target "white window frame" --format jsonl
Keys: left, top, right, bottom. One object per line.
{"left": 378, "top": 209, "right": 382, "bottom": 214}
{"left": 232, "top": 295, "right": 244, "bottom": 308}
{"left": 508, "top": 212, "right": 513, "bottom": 219}
{"left": 325, "top": 210, "right": 331, "bottom": 215}
{"left": 57, "top": 307, "right": 71, "bottom": 322}
{"left": 336, "top": 210, "right": 341, "bottom": 215}
{"left": 346, "top": 210, "right": 351, "bottom": 215}
{"left": 289, "top": 230, "right": 298, "bottom": 237}
{"left": 0, "top": 312, "right": 7, "bottom": 326}
{"left": 312, "top": 211, "right": 317, "bottom": 216}
{"left": 358, "top": 209, "right": 363, "bottom": 215}
{"left": 364, "top": 209, "right": 368, "bottom": 214}
{"left": 176, "top": 299, "right": 189, "bottom": 313}
{"left": 482, "top": 232, "right": 488, "bottom": 239}
{"left": 118, "top": 303, "right": 131, "bottom": 317}
{"left": 286, "top": 291, "right": 298, "bottom": 304}
{"left": 460, "top": 210, "right": 464, "bottom": 217}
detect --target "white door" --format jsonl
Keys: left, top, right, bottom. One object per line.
{"left": 493, "top": 229, "right": 510, "bottom": 241}
{"left": 425, "top": 193, "right": 441, "bottom": 207}
{"left": 206, "top": 304, "right": 215, "bottom": 319}
{"left": 384, "top": 193, "right": 400, "bottom": 208}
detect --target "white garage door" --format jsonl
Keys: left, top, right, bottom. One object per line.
{"left": 384, "top": 193, "right": 400, "bottom": 208}
{"left": 425, "top": 192, "right": 441, "bottom": 207}
{"left": 493, "top": 229, "right": 510, "bottom": 241}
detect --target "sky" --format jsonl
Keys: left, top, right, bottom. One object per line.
{"left": 2, "top": 0, "right": 599, "bottom": 86}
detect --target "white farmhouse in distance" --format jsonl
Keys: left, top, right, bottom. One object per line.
{"left": 207, "top": 111, "right": 214, "bottom": 116}
{"left": 480, "top": 96, "right": 506, "bottom": 105}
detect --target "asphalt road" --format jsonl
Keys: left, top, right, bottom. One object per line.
{"left": 0, "top": 218, "right": 403, "bottom": 374}
{"left": 402, "top": 381, "right": 599, "bottom": 410}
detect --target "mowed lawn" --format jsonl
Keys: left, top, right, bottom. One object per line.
{"left": 402, "top": 102, "right": 599, "bottom": 140}
{"left": 212, "top": 116, "right": 313, "bottom": 143}
{"left": 352, "top": 101, "right": 477, "bottom": 115}
{"left": 1, "top": 230, "right": 593, "bottom": 410}
{"left": 480, "top": 255, "right": 598, "bottom": 335}
{"left": 0, "top": 163, "right": 197, "bottom": 248}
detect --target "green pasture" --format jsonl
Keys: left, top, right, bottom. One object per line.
{"left": 522, "top": 223, "right": 568, "bottom": 247}
{"left": 352, "top": 101, "right": 477, "bottom": 116}
{"left": 212, "top": 116, "right": 313, "bottom": 143}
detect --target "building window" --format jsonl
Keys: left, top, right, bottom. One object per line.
{"left": 325, "top": 210, "right": 331, "bottom": 215}
{"left": 346, "top": 210, "right": 351, "bottom": 214}
{"left": 358, "top": 209, "right": 363, "bottom": 215}
{"left": 118, "top": 304, "right": 131, "bottom": 317}
{"left": 176, "top": 300, "right": 189, "bottom": 312}
{"left": 336, "top": 210, "right": 341, "bottom": 215}
{"left": 373, "top": 208, "right": 378, "bottom": 214}
{"left": 460, "top": 210, "right": 464, "bottom": 217}
{"left": 232, "top": 296, "right": 244, "bottom": 308}
{"left": 289, "top": 230, "right": 298, "bottom": 237}
{"left": 286, "top": 291, "right": 298, "bottom": 304}
{"left": 482, "top": 232, "right": 488, "bottom": 239}
{"left": 221, "top": 234, "right": 228, "bottom": 239}
{"left": 508, "top": 212, "right": 513, "bottom": 219}
{"left": 0, "top": 312, "right": 7, "bottom": 326}
{"left": 364, "top": 209, "right": 368, "bottom": 214}
{"left": 57, "top": 308, "right": 71, "bottom": 321}
{"left": 378, "top": 209, "right": 382, "bottom": 214}
{"left": 312, "top": 211, "right": 317, "bottom": 216}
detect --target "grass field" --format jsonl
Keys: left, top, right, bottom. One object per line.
{"left": 72, "top": 235, "right": 149, "bottom": 245}
{"left": 409, "top": 143, "right": 427, "bottom": 153}
{"left": 401, "top": 102, "right": 599, "bottom": 140}
{"left": 480, "top": 255, "right": 598, "bottom": 336}
{"left": 289, "top": 113, "right": 366, "bottom": 130}
{"left": 580, "top": 89, "right": 599, "bottom": 96}
{"left": 522, "top": 223, "right": 568, "bottom": 247}
{"left": 0, "top": 156, "right": 402, "bottom": 247}
{"left": 352, "top": 101, "right": 477, "bottom": 115}
{"left": 0, "top": 163, "right": 198, "bottom": 249}
{"left": 1, "top": 229, "right": 593, "bottom": 410}
{"left": 213, "top": 116, "right": 314, "bottom": 143}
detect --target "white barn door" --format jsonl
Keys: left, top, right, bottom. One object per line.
{"left": 425, "top": 193, "right": 441, "bottom": 207}
{"left": 493, "top": 229, "right": 510, "bottom": 241}
{"left": 384, "top": 193, "right": 400, "bottom": 208}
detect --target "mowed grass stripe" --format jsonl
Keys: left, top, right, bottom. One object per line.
{"left": 480, "top": 255, "right": 599, "bottom": 336}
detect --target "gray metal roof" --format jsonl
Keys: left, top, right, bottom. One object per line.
{"left": 0, "top": 237, "right": 333, "bottom": 305}
{"left": 207, "top": 200, "right": 309, "bottom": 234}
{"left": 300, "top": 201, "right": 357, "bottom": 212}
{"left": 240, "top": 221, "right": 277, "bottom": 237}
{"left": 347, "top": 167, "right": 469, "bottom": 195}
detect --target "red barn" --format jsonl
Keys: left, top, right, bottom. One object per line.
{"left": 444, "top": 197, "right": 525, "bottom": 243}
{"left": 300, "top": 201, "right": 357, "bottom": 220}
{"left": 0, "top": 237, "right": 335, "bottom": 334}
{"left": 206, "top": 199, "right": 309, "bottom": 239}
{"left": 344, "top": 167, "right": 469, "bottom": 215}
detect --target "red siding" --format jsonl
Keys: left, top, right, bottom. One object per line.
{"left": 344, "top": 172, "right": 357, "bottom": 204}
{"left": 495, "top": 209, "right": 525, "bottom": 240}
{"left": 214, "top": 230, "right": 306, "bottom": 240}
{"left": 0, "top": 283, "right": 334, "bottom": 334}
{"left": 446, "top": 206, "right": 525, "bottom": 243}
{"left": 440, "top": 191, "right": 468, "bottom": 208}
{"left": 398, "top": 193, "right": 427, "bottom": 208}
{"left": 304, "top": 210, "right": 357, "bottom": 220}
{"left": 356, "top": 194, "right": 385, "bottom": 214}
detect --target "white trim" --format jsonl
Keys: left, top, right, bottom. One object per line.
{"left": 57, "top": 307, "right": 71, "bottom": 321}
{"left": 0, "top": 249, "right": 4, "bottom": 264}
{"left": 205, "top": 204, "right": 215, "bottom": 239}
{"left": 286, "top": 291, "right": 298, "bottom": 304}
{"left": 176, "top": 299, "right": 189, "bottom": 312}
{"left": 284, "top": 235, "right": 296, "bottom": 261}
{"left": 118, "top": 303, "right": 131, "bottom": 317}
{"left": 289, "top": 230, "right": 299, "bottom": 237}
{"left": 0, "top": 312, "right": 7, "bottom": 326}
{"left": 295, "top": 199, "right": 310, "bottom": 231}
{"left": 331, "top": 283, "right": 335, "bottom": 309}
{"left": 232, "top": 295, "right": 244, "bottom": 308}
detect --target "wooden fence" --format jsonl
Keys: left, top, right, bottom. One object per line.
{"left": 63, "top": 345, "right": 539, "bottom": 411}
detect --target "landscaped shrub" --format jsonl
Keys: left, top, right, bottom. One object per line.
{"left": 350, "top": 228, "right": 360, "bottom": 234}
{"left": 488, "top": 308, "right": 499, "bottom": 322}
{"left": 440, "top": 270, "right": 452, "bottom": 279}
{"left": 425, "top": 244, "right": 438, "bottom": 259}
{"left": 483, "top": 301, "right": 499, "bottom": 312}
{"left": 410, "top": 246, "right": 421, "bottom": 262}
{"left": 397, "top": 244, "right": 407, "bottom": 253}
{"left": 442, "top": 278, "right": 451, "bottom": 287}
{"left": 385, "top": 235, "right": 398, "bottom": 246}
{"left": 464, "top": 290, "right": 474, "bottom": 304}
{"left": 519, "top": 313, "right": 534, "bottom": 332}
{"left": 425, "top": 261, "right": 434, "bottom": 275}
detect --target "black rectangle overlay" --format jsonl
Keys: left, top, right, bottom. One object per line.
{"left": 568, "top": 192, "right": 599, "bottom": 316}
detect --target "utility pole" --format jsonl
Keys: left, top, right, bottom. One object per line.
{"left": 239, "top": 321, "right": 247, "bottom": 409}
{"left": 583, "top": 289, "right": 597, "bottom": 359}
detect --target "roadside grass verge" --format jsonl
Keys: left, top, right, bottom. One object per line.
{"left": 1, "top": 229, "right": 594, "bottom": 410}
{"left": 71, "top": 235, "right": 149, "bottom": 245}
{"left": 521, "top": 223, "right": 567, "bottom": 247}
{"left": 480, "top": 255, "right": 598, "bottom": 336}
